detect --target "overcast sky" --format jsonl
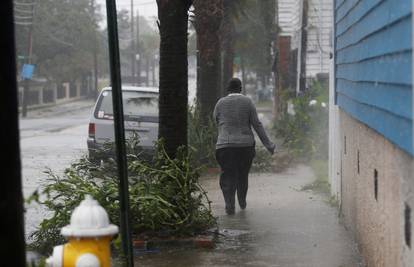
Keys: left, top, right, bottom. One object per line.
{"left": 97, "top": 0, "right": 158, "bottom": 18}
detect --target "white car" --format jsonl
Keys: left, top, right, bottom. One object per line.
{"left": 87, "top": 86, "right": 159, "bottom": 160}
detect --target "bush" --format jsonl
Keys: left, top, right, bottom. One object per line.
{"left": 301, "top": 159, "right": 330, "bottom": 194}
{"left": 274, "top": 81, "right": 329, "bottom": 160}
{"left": 251, "top": 146, "right": 273, "bottom": 172}
{"left": 188, "top": 106, "right": 218, "bottom": 168}
{"left": 28, "top": 141, "right": 216, "bottom": 255}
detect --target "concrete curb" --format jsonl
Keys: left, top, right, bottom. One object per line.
{"left": 133, "top": 235, "right": 216, "bottom": 250}
{"left": 22, "top": 96, "right": 90, "bottom": 112}
{"left": 23, "top": 99, "right": 95, "bottom": 119}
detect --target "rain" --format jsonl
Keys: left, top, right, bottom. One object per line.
{"left": 2, "top": 0, "right": 413, "bottom": 266}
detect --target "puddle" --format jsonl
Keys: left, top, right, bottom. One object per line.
{"left": 219, "top": 228, "right": 250, "bottom": 237}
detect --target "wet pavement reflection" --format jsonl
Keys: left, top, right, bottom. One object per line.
{"left": 134, "top": 165, "right": 363, "bottom": 267}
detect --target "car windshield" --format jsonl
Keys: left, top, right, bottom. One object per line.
{"left": 95, "top": 90, "right": 158, "bottom": 119}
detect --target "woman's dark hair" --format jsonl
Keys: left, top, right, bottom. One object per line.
{"left": 227, "top": 78, "right": 242, "bottom": 93}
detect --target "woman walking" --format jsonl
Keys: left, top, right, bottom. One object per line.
{"left": 213, "top": 78, "right": 276, "bottom": 215}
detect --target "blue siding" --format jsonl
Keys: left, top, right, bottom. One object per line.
{"left": 336, "top": 1, "right": 411, "bottom": 49}
{"left": 336, "top": 80, "right": 412, "bottom": 120}
{"left": 336, "top": 52, "right": 412, "bottom": 85}
{"left": 335, "top": 0, "right": 413, "bottom": 156}
{"left": 336, "top": 18, "right": 412, "bottom": 64}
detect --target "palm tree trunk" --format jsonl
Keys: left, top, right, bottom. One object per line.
{"left": 241, "top": 55, "right": 246, "bottom": 93}
{"left": 258, "top": 0, "right": 276, "bottom": 89}
{"left": 157, "top": 0, "right": 192, "bottom": 158}
{"left": 222, "top": 40, "right": 234, "bottom": 95}
{"left": 221, "top": 0, "right": 234, "bottom": 95}
{"left": 194, "top": 0, "right": 224, "bottom": 122}
{"left": 196, "top": 30, "right": 222, "bottom": 120}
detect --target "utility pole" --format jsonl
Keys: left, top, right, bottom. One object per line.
{"left": 1, "top": 1, "right": 26, "bottom": 265}
{"left": 273, "top": 0, "right": 281, "bottom": 119}
{"left": 146, "top": 56, "right": 150, "bottom": 86}
{"left": 22, "top": 27, "right": 33, "bottom": 117}
{"left": 136, "top": 9, "right": 141, "bottom": 85}
{"left": 296, "top": 0, "right": 308, "bottom": 94}
{"left": 91, "top": 0, "right": 99, "bottom": 99}
{"left": 152, "top": 56, "right": 156, "bottom": 86}
{"left": 19, "top": 0, "right": 35, "bottom": 117}
{"left": 130, "top": 0, "right": 135, "bottom": 84}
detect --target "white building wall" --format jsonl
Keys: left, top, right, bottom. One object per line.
{"left": 278, "top": 0, "right": 300, "bottom": 37}
{"left": 278, "top": 0, "right": 333, "bottom": 77}
{"left": 291, "top": 0, "right": 302, "bottom": 50}
{"left": 306, "top": 0, "right": 333, "bottom": 77}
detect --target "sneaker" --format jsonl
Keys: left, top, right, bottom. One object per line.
{"left": 239, "top": 202, "right": 247, "bottom": 210}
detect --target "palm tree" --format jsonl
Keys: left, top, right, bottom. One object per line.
{"left": 156, "top": 0, "right": 193, "bottom": 158}
{"left": 257, "top": 0, "right": 276, "bottom": 88}
{"left": 220, "top": 0, "right": 276, "bottom": 95}
{"left": 193, "top": 0, "right": 224, "bottom": 122}
{"left": 220, "top": 0, "right": 247, "bottom": 95}
{"left": 257, "top": 0, "right": 279, "bottom": 117}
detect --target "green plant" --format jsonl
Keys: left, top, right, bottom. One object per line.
{"left": 188, "top": 106, "right": 218, "bottom": 168}
{"left": 28, "top": 141, "right": 216, "bottom": 255}
{"left": 26, "top": 257, "right": 46, "bottom": 267}
{"left": 251, "top": 146, "right": 273, "bottom": 172}
{"left": 301, "top": 159, "right": 330, "bottom": 195}
{"left": 129, "top": 141, "right": 216, "bottom": 236}
{"left": 274, "top": 80, "right": 329, "bottom": 160}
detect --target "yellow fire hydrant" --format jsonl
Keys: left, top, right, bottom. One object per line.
{"left": 46, "top": 195, "right": 119, "bottom": 267}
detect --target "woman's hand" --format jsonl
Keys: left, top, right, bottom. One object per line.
{"left": 268, "top": 143, "right": 276, "bottom": 155}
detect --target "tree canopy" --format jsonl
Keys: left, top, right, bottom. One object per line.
{"left": 15, "top": 0, "right": 102, "bottom": 82}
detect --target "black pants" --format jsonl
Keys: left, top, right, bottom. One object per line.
{"left": 216, "top": 146, "right": 255, "bottom": 210}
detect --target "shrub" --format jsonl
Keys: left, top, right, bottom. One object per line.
{"left": 251, "top": 146, "right": 273, "bottom": 172}
{"left": 28, "top": 141, "right": 216, "bottom": 255}
{"left": 188, "top": 106, "right": 218, "bottom": 168}
{"left": 274, "top": 80, "right": 329, "bottom": 160}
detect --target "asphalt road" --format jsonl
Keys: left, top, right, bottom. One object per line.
{"left": 20, "top": 100, "right": 94, "bottom": 239}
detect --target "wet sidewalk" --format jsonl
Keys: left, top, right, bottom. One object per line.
{"left": 135, "top": 165, "right": 363, "bottom": 267}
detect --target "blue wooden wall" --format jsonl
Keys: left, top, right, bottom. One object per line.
{"left": 335, "top": 0, "right": 413, "bottom": 156}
